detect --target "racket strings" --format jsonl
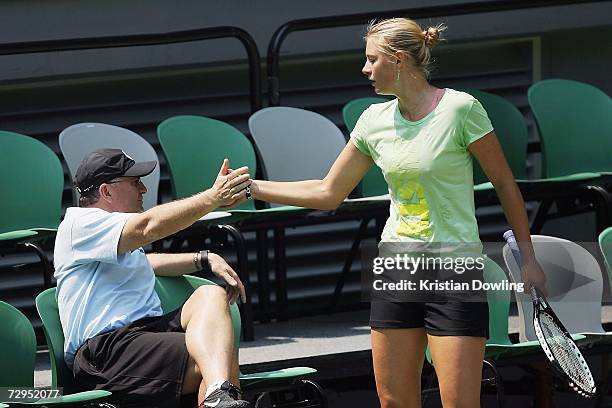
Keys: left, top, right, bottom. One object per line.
{"left": 539, "top": 312, "right": 595, "bottom": 392}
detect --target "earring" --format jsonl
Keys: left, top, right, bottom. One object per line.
{"left": 396, "top": 69, "right": 400, "bottom": 81}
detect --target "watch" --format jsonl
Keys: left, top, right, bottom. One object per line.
{"left": 199, "top": 250, "right": 210, "bottom": 270}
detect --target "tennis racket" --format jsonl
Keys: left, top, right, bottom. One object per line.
{"left": 503, "top": 230, "right": 597, "bottom": 398}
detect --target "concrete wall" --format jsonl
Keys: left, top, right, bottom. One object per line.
{"left": 542, "top": 25, "right": 612, "bottom": 93}
{"left": 1, "top": 0, "right": 611, "bottom": 88}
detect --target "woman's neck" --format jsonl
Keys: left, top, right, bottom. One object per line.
{"left": 396, "top": 79, "right": 440, "bottom": 122}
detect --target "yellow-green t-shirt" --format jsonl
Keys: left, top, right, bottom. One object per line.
{"left": 351, "top": 89, "right": 493, "bottom": 247}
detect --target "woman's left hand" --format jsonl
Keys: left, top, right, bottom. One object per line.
{"left": 521, "top": 259, "right": 548, "bottom": 297}
{"left": 208, "top": 252, "right": 247, "bottom": 304}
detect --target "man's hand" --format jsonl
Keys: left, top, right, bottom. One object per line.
{"left": 209, "top": 159, "right": 251, "bottom": 208}
{"left": 208, "top": 252, "right": 247, "bottom": 304}
{"left": 218, "top": 165, "right": 249, "bottom": 209}
{"left": 521, "top": 259, "right": 548, "bottom": 297}
{"left": 218, "top": 195, "right": 248, "bottom": 209}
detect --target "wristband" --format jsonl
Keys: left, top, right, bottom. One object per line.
{"left": 199, "top": 250, "right": 210, "bottom": 270}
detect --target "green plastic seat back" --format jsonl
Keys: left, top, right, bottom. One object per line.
{"left": 528, "top": 79, "right": 612, "bottom": 177}
{"left": 342, "top": 98, "right": 389, "bottom": 197}
{"left": 0, "top": 302, "right": 37, "bottom": 387}
{"left": 599, "top": 227, "right": 612, "bottom": 293}
{"left": 35, "top": 288, "right": 82, "bottom": 393}
{"left": 158, "top": 116, "right": 257, "bottom": 210}
{"left": 0, "top": 131, "right": 63, "bottom": 233}
{"left": 466, "top": 90, "right": 528, "bottom": 183}
{"left": 483, "top": 257, "right": 512, "bottom": 346}
{"left": 154, "top": 275, "right": 241, "bottom": 349}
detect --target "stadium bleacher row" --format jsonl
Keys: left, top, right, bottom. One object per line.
{"left": 1, "top": 74, "right": 611, "bottom": 339}
{"left": 1, "top": 78, "right": 611, "bottom": 307}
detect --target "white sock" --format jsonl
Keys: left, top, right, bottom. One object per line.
{"left": 204, "top": 379, "right": 228, "bottom": 399}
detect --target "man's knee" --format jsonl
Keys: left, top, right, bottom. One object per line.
{"left": 192, "top": 285, "right": 228, "bottom": 304}
{"left": 182, "top": 285, "right": 231, "bottom": 329}
{"left": 189, "top": 285, "right": 230, "bottom": 316}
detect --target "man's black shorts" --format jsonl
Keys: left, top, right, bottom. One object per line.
{"left": 370, "top": 300, "right": 489, "bottom": 338}
{"left": 73, "top": 305, "right": 189, "bottom": 407}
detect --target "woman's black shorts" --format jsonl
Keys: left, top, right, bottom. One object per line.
{"left": 72, "top": 305, "right": 189, "bottom": 407}
{"left": 370, "top": 300, "right": 489, "bottom": 338}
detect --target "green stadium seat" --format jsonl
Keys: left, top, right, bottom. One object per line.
{"left": 528, "top": 79, "right": 612, "bottom": 233}
{"left": 0, "top": 131, "right": 63, "bottom": 287}
{"left": 2, "top": 301, "right": 111, "bottom": 406}
{"left": 528, "top": 79, "right": 612, "bottom": 179}
{"left": 342, "top": 97, "right": 389, "bottom": 197}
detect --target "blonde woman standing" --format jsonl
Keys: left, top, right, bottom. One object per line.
{"left": 249, "top": 18, "right": 545, "bottom": 407}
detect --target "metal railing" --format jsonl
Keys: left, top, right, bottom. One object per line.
{"left": 0, "top": 26, "right": 263, "bottom": 112}
{"left": 267, "top": 0, "right": 607, "bottom": 106}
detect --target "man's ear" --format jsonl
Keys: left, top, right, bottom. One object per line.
{"left": 98, "top": 184, "right": 112, "bottom": 203}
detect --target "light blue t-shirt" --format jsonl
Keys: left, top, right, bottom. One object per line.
{"left": 54, "top": 207, "right": 162, "bottom": 366}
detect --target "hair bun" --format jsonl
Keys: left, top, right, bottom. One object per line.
{"left": 423, "top": 24, "right": 445, "bottom": 48}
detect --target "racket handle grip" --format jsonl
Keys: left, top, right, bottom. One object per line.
{"left": 504, "top": 230, "right": 539, "bottom": 299}
{"left": 503, "top": 229, "right": 521, "bottom": 265}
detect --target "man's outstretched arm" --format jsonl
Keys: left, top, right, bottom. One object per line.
{"left": 118, "top": 160, "right": 250, "bottom": 254}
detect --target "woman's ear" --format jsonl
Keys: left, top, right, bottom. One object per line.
{"left": 394, "top": 51, "right": 408, "bottom": 66}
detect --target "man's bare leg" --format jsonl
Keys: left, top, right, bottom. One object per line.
{"left": 179, "top": 285, "right": 239, "bottom": 403}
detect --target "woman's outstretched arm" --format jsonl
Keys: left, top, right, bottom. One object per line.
{"left": 251, "top": 142, "right": 374, "bottom": 210}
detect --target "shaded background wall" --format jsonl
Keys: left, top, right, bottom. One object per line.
{"left": 0, "top": 1, "right": 610, "bottom": 86}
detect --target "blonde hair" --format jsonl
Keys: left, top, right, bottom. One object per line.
{"left": 365, "top": 18, "right": 446, "bottom": 78}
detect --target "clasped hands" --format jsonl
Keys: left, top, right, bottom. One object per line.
{"left": 210, "top": 159, "right": 252, "bottom": 209}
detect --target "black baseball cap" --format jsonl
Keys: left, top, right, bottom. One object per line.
{"left": 74, "top": 148, "right": 157, "bottom": 195}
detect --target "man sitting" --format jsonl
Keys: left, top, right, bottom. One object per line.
{"left": 54, "top": 148, "right": 252, "bottom": 408}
